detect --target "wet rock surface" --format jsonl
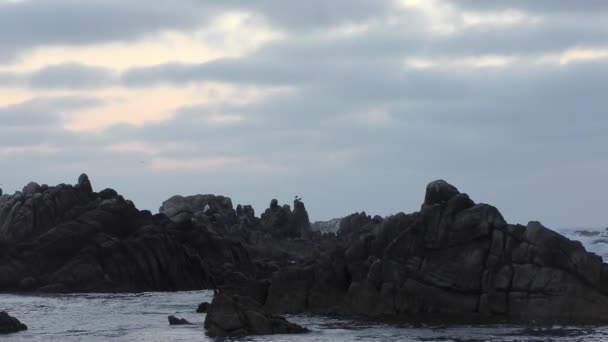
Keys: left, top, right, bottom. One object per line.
{"left": 0, "top": 312, "right": 27, "bottom": 334}
{"left": 204, "top": 293, "right": 308, "bottom": 337}
{"left": 168, "top": 316, "right": 192, "bottom": 325}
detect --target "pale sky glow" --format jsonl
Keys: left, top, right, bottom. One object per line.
{"left": 1, "top": 0, "right": 607, "bottom": 228}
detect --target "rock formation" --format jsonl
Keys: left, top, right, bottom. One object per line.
{"left": 3, "top": 174, "right": 608, "bottom": 324}
{"left": 204, "top": 293, "right": 308, "bottom": 337}
{"left": 168, "top": 316, "right": 192, "bottom": 325}
{"left": 0, "top": 174, "right": 254, "bottom": 292}
{"left": 258, "top": 180, "right": 608, "bottom": 322}
{"left": 0, "top": 312, "right": 27, "bottom": 334}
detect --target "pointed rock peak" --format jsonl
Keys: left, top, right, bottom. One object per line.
{"left": 423, "top": 179, "right": 460, "bottom": 208}
{"left": 78, "top": 173, "right": 93, "bottom": 193}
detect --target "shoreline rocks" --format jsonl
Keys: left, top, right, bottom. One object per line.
{"left": 3, "top": 174, "right": 608, "bottom": 325}
{"left": 0, "top": 312, "right": 27, "bottom": 334}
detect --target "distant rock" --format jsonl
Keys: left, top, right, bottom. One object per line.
{"left": 422, "top": 179, "right": 459, "bottom": 209}
{"left": 312, "top": 218, "right": 342, "bottom": 234}
{"left": 168, "top": 316, "right": 192, "bottom": 325}
{"left": 260, "top": 199, "right": 312, "bottom": 238}
{"left": 204, "top": 294, "right": 308, "bottom": 337}
{"left": 159, "top": 194, "right": 236, "bottom": 225}
{"left": 77, "top": 173, "right": 93, "bottom": 193}
{"left": 0, "top": 312, "right": 27, "bottom": 334}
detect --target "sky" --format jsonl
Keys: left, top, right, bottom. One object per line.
{"left": 0, "top": 0, "right": 607, "bottom": 228}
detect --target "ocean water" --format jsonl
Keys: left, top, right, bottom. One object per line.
{"left": 2, "top": 229, "right": 608, "bottom": 341}
{"left": 2, "top": 290, "right": 608, "bottom": 341}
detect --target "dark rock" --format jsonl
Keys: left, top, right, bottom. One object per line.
{"left": 197, "top": 302, "right": 210, "bottom": 313}
{"left": 168, "top": 315, "right": 192, "bottom": 325}
{"left": 98, "top": 188, "right": 118, "bottom": 199}
{"left": 204, "top": 294, "right": 308, "bottom": 337}
{"left": 22, "top": 182, "right": 41, "bottom": 196}
{"left": 0, "top": 312, "right": 27, "bottom": 334}
{"left": 78, "top": 173, "right": 93, "bottom": 193}
{"left": 0, "top": 175, "right": 254, "bottom": 293}
{"left": 422, "top": 179, "right": 459, "bottom": 209}
{"left": 260, "top": 180, "right": 608, "bottom": 323}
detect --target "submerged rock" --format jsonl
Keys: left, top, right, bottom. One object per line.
{"left": 0, "top": 312, "right": 27, "bottom": 334}
{"left": 204, "top": 294, "right": 308, "bottom": 337}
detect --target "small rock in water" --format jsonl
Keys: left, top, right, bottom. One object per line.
{"left": 168, "top": 315, "right": 192, "bottom": 325}
{"left": 204, "top": 293, "right": 309, "bottom": 337}
{"left": 0, "top": 312, "right": 28, "bottom": 334}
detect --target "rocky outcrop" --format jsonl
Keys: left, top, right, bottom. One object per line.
{"left": 0, "top": 174, "right": 254, "bottom": 293}
{"left": 258, "top": 180, "right": 608, "bottom": 323}
{"left": 0, "top": 312, "right": 27, "bottom": 334}
{"left": 168, "top": 316, "right": 192, "bottom": 325}
{"left": 4, "top": 174, "right": 608, "bottom": 324}
{"left": 160, "top": 194, "right": 236, "bottom": 226}
{"left": 260, "top": 199, "right": 311, "bottom": 238}
{"left": 204, "top": 294, "right": 308, "bottom": 337}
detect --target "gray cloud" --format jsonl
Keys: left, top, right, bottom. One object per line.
{"left": 27, "top": 63, "right": 116, "bottom": 89}
{"left": 451, "top": 1, "right": 608, "bottom": 13}
{"left": 1, "top": 0, "right": 608, "bottom": 229}
{"left": 0, "top": 0, "right": 216, "bottom": 61}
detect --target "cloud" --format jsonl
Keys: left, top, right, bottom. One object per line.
{"left": 1, "top": 0, "right": 608, "bottom": 229}
{"left": 0, "top": 0, "right": 215, "bottom": 61}
{"left": 0, "top": 63, "right": 115, "bottom": 89}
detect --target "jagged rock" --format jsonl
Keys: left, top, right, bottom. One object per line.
{"left": 0, "top": 312, "right": 27, "bottom": 334}
{"left": 168, "top": 316, "right": 192, "bottom": 325}
{"left": 77, "top": 174, "right": 93, "bottom": 193}
{"left": 204, "top": 294, "right": 308, "bottom": 337}
{"left": 0, "top": 175, "right": 254, "bottom": 292}
{"left": 260, "top": 199, "right": 311, "bottom": 238}
{"left": 261, "top": 180, "right": 608, "bottom": 323}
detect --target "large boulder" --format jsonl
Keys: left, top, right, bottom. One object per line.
{"left": 0, "top": 312, "right": 27, "bottom": 334}
{"left": 204, "top": 294, "right": 308, "bottom": 337}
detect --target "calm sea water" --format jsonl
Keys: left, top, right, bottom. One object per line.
{"left": 2, "top": 229, "right": 608, "bottom": 341}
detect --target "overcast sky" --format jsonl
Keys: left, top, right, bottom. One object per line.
{"left": 1, "top": 0, "right": 607, "bottom": 228}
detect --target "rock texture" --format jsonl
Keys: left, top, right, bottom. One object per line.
{"left": 257, "top": 180, "right": 608, "bottom": 323}
{"left": 0, "top": 174, "right": 256, "bottom": 292}
{"left": 3, "top": 174, "right": 608, "bottom": 324}
{"left": 0, "top": 312, "right": 27, "bottom": 334}
{"left": 204, "top": 293, "right": 308, "bottom": 337}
